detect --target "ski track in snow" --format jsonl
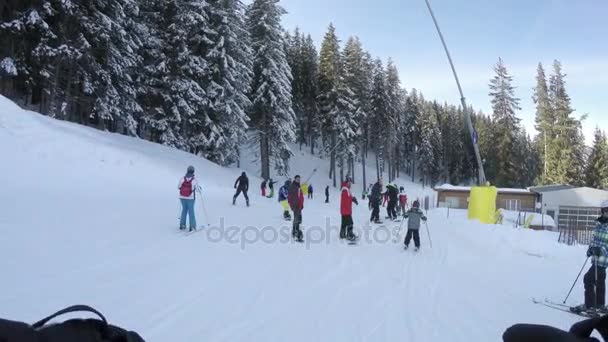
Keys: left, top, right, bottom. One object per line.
{"left": 0, "top": 95, "right": 594, "bottom": 341}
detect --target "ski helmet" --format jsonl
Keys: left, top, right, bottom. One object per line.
{"left": 187, "top": 165, "right": 195, "bottom": 173}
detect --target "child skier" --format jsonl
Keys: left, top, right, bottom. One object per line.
{"left": 325, "top": 185, "right": 330, "bottom": 203}
{"left": 278, "top": 180, "right": 292, "bottom": 221}
{"left": 308, "top": 184, "right": 314, "bottom": 199}
{"left": 267, "top": 178, "right": 277, "bottom": 198}
{"left": 402, "top": 200, "right": 427, "bottom": 251}
{"left": 398, "top": 187, "right": 408, "bottom": 215}
{"left": 178, "top": 166, "right": 200, "bottom": 232}
{"left": 261, "top": 179, "right": 267, "bottom": 197}
{"left": 571, "top": 200, "right": 608, "bottom": 314}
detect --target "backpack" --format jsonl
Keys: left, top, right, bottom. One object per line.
{"left": 0, "top": 305, "right": 145, "bottom": 342}
{"left": 180, "top": 177, "right": 193, "bottom": 197}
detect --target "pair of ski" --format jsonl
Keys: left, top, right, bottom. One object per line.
{"left": 532, "top": 298, "right": 606, "bottom": 318}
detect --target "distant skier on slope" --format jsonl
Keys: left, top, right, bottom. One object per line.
{"left": 398, "top": 187, "right": 408, "bottom": 215}
{"left": 402, "top": 200, "right": 427, "bottom": 251}
{"left": 308, "top": 184, "right": 314, "bottom": 199}
{"left": 233, "top": 172, "right": 250, "bottom": 207}
{"left": 267, "top": 178, "right": 277, "bottom": 198}
{"left": 178, "top": 166, "right": 200, "bottom": 232}
{"left": 369, "top": 179, "right": 383, "bottom": 224}
{"left": 571, "top": 201, "right": 608, "bottom": 314}
{"left": 340, "top": 177, "right": 359, "bottom": 241}
{"left": 325, "top": 185, "right": 330, "bottom": 203}
{"left": 261, "top": 179, "right": 267, "bottom": 197}
{"left": 288, "top": 175, "right": 305, "bottom": 242}
{"left": 278, "top": 179, "right": 292, "bottom": 221}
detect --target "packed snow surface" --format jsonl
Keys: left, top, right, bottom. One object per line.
{"left": 0, "top": 96, "right": 591, "bottom": 341}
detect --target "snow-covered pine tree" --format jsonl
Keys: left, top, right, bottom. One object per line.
{"left": 585, "top": 128, "right": 608, "bottom": 189}
{"left": 334, "top": 50, "right": 359, "bottom": 183}
{"left": 136, "top": 0, "right": 174, "bottom": 144}
{"left": 205, "top": 0, "right": 253, "bottom": 165}
{"left": 548, "top": 60, "right": 586, "bottom": 185}
{"left": 385, "top": 58, "right": 403, "bottom": 181}
{"left": 488, "top": 58, "right": 522, "bottom": 187}
{"left": 300, "top": 34, "right": 320, "bottom": 154}
{"left": 533, "top": 62, "right": 553, "bottom": 184}
{"left": 369, "top": 58, "right": 391, "bottom": 181}
{"left": 417, "top": 101, "right": 442, "bottom": 187}
{"left": 247, "top": 0, "right": 296, "bottom": 178}
{"left": 0, "top": 0, "right": 87, "bottom": 119}
{"left": 73, "top": 0, "right": 143, "bottom": 134}
{"left": 403, "top": 89, "right": 422, "bottom": 182}
{"left": 317, "top": 23, "right": 341, "bottom": 186}
{"left": 162, "top": 0, "right": 214, "bottom": 151}
{"left": 342, "top": 37, "right": 369, "bottom": 181}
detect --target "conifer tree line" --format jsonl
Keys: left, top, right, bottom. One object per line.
{"left": 1, "top": 0, "right": 604, "bottom": 188}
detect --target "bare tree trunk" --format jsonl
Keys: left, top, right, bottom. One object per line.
{"left": 331, "top": 133, "right": 337, "bottom": 187}
{"left": 362, "top": 146, "right": 367, "bottom": 190}
{"left": 339, "top": 155, "right": 344, "bottom": 184}
{"left": 376, "top": 153, "right": 380, "bottom": 182}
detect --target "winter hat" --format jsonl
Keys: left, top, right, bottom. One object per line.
{"left": 186, "top": 166, "right": 195, "bottom": 177}
{"left": 242, "top": 171, "right": 247, "bottom": 177}
{"left": 413, "top": 200, "right": 420, "bottom": 208}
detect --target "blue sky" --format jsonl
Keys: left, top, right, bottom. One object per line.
{"left": 273, "top": 0, "right": 608, "bottom": 145}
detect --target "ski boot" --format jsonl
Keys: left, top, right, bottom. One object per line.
{"left": 179, "top": 226, "right": 186, "bottom": 231}
{"left": 232, "top": 197, "right": 236, "bottom": 206}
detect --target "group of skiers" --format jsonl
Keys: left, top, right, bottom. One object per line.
{"left": 177, "top": 166, "right": 428, "bottom": 248}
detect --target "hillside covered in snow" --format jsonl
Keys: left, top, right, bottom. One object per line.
{"left": 0, "top": 96, "right": 593, "bottom": 341}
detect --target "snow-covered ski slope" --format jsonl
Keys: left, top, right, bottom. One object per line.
{"left": 0, "top": 95, "right": 592, "bottom": 341}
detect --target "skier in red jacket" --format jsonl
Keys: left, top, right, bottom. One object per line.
{"left": 340, "top": 177, "right": 359, "bottom": 241}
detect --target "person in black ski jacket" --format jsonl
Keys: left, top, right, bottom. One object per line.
{"left": 325, "top": 185, "right": 330, "bottom": 203}
{"left": 503, "top": 314, "right": 608, "bottom": 342}
{"left": 233, "top": 172, "right": 250, "bottom": 206}
{"left": 385, "top": 183, "right": 399, "bottom": 220}
{"left": 369, "top": 180, "right": 383, "bottom": 224}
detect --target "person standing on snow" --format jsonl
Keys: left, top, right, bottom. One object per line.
{"left": 402, "top": 200, "right": 427, "bottom": 251}
{"left": 267, "top": 178, "right": 277, "bottom": 198}
{"left": 278, "top": 180, "right": 292, "bottom": 221}
{"left": 340, "top": 177, "right": 359, "bottom": 241}
{"left": 386, "top": 183, "right": 399, "bottom": 220}
{"left": 572, "top": 201, "right": 608, "bottom": 314}
{"left": 261, "top": 179, "right": 267, "bottom": 197}
{"left": 398, "top": 187, "right": 408, "bottom": 216}
{"left": 288, "top": 175, "right": 305, "bottom": 242}
{"left": 178, "top": 166, "right": 201, "bottom": 232}
{"left": 233, "top": 172, "right": 250, "bottom": 207}
{"left": 308, "top": 184, "right": 314, "bottom": 199}
{"left": 325, "top": 185, "right": 330, "bottom": 203}
{"left": 369, "top": 179, "right": 383, "bottom": 224}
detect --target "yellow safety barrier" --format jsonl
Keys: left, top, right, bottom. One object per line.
{"left": 468, "top": 186, "right": 498, "bottom": 224}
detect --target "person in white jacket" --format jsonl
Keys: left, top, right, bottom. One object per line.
{"left": 178, "top": 166, "right": 200, "bottom": 231}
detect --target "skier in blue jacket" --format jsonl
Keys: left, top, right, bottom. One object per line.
{"left": 278, "top": 180, "right": 291, "bottom": 220}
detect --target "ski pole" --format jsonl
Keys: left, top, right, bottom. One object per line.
{"left": 393, "top": 215, "right": 407, "bottom": 243}
{"left": 197, "top": 189, "right": 211, "bottom": 227}
{"left": 563, "top": 256, "right": 589, "bottom": 304}
{"left": 595, "top": 258, "right": 598, "bottom": 308}
{"left": 425, "top": 221, "right": 433, "bottom": 249}
{"left": 305, "top": 168, "right": 318, "bottom": 183}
